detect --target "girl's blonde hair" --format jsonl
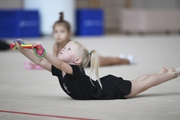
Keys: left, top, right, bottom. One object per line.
{"left": 53, "top": 12, "right": 71, "bottom": 32}
{"left": 72, "top": 41, "right": 102, "bottom": 89}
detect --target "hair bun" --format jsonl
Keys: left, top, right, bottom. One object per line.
{"left": 59, "top": 12, "right": 64, "bottom": 21}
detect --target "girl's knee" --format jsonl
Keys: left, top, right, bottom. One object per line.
{"left": 127, "top": 80, "right": 148, "bottom": 97}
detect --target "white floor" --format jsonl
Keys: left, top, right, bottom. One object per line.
{"left": 0, "top": 34, "right": 180, "bottom": 120}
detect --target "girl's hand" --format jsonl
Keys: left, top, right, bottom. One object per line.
{"left": 32, "top": 43, "right": 44, "bottom": 55}
{"left": 15, "top": 39, "right": 24, "bottom": 51}
{"left": 32, "top": 43, "right": 46, "bottom": 58}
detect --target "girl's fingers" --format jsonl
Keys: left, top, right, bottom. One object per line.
{"left": 14, "top": 39, "right": 23, "bottom": 44}
{"left": 15, "top": 42, "right": 19, "bottom": 46}
{"left": 33, "top": 44, "right": 42, "bottom": 48}
{"left": 32, "top": 44, "right": 39, "bottom": 48}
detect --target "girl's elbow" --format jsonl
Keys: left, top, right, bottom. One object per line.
{"left": 57, "top": 61, "right": 63, "bottom": 67}
{"left": 36, "top": 59, "right": 43, "bottom": 66}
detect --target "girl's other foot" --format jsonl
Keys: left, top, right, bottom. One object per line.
{"left": 127, "top": 54, "right": 137, "bottom": 65}
{"left": 159, "top": 68, "right": 168, "bottom": 74}
{"left": 168, "top": 67, "right": 180, "bottom": 77}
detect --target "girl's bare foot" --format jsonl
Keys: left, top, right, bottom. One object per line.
{"left": 168, "top": 67, "right": 180, "bottom": 77}
{"left": 159, "top": 68, "right": 168, "bottom": 74}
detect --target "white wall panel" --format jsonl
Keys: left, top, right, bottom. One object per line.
{"left": 24, "top": 0, "right": 76, "bottom": 35}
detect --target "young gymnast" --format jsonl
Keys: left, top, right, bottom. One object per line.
{"left": 15, "top": 40, "right": 180, "bottom": 100}
{"left": 52, "top": 12, "right": 136, "bottom": 66}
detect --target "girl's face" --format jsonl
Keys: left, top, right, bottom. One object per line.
{"left": 53, "top": 24, "right": 70, "bottom": 43}
{"left": 58, "top": 42, "right": 79, "bottom": 64}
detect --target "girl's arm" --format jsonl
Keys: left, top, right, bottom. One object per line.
{"left": 16, "top": 41, "right": 72, "bottom": 74}
{"left": 44, "top": 53, "right": 73, "bottom": 75}
{"left": 17, "top": 44, "right": 51, "bottom": 71}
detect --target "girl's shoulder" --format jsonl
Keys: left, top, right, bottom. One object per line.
{"left": 70, "top": 65, "right": 86, "bottom": 77}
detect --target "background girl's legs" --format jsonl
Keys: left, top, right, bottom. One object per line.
{"left": 125, "top": 67, "right": 179, "bottom": 98}
{"left": 99, "top": 55, "right": 130, "bottom": 66}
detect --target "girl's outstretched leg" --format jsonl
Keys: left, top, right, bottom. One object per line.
{"left": 125, "top": 67, "right": 179, "bottom": 98}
